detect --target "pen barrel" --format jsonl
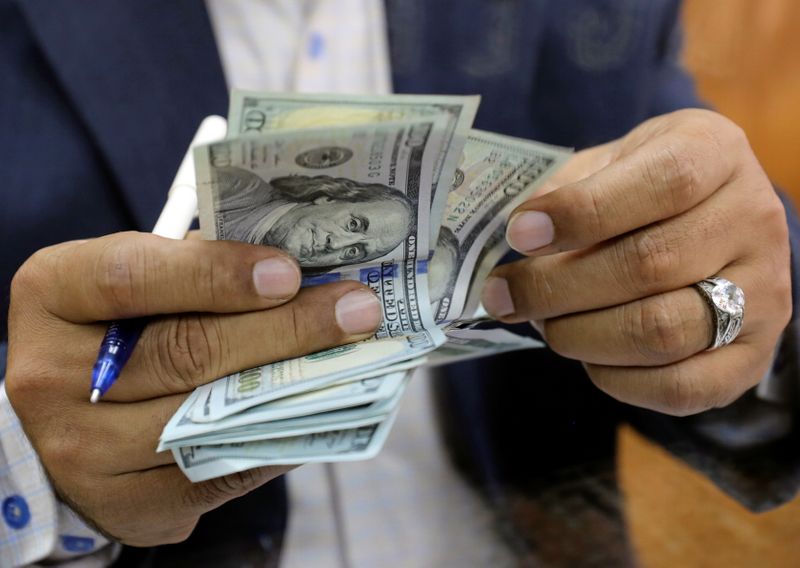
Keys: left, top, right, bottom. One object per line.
{"left": 99, "top": 319, "right": 147, "bottom": 365}
{"left": 91, "top": 318, "right": 147, "bottom": 396}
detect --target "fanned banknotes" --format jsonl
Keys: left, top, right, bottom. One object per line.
{"left": 163, "top": 93, "right": 572, "bottom": 482}
{"left": 430, "top": 130, "right": 570, "bottom": 323}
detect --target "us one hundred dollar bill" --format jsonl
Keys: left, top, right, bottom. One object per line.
{"left": 227, "top": 90, "right": 479, "bottom": 244}
{"left": 196, "top": 118, "right": 446, "bottom": 271}
{"left": 195, "top": 118, "right": 452, "bottom": 340}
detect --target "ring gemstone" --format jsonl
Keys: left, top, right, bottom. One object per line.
{"left": 695, "top": 276, "right": 745, "bottom": 350}
{"left": 710, "top": 279, "right": 745, "bottom": 316}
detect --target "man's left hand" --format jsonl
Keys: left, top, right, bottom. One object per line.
{"left": 482, "top": 109, "right": 792, "bottom": 416}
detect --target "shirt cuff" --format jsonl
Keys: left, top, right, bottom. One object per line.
{"left": 0, "top": 382, "right": 112, "bottom": 566}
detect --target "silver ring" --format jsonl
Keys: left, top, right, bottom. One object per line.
{"left": 694, "top": 277, "right": 745, "bottom": 350}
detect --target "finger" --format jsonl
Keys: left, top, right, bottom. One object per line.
{"left": 484, "top": 187, "right": 743, "bottom": 322}
{"left": 505, "top": 113, "right": 742, "bottom": 255}
{"left": 13, "top": 279, "right": 382, "bottom": 402}
{"left": 93, "top": 281, "right": 382, "bottom": 401}
{"left": 543, "top": 287, "right": 713, "bottom": 367}
{"left": 116, "top": 281, "right": 381, "bottom": 400}
{"left": 185, "top": 465, "right": 294, "bottom": 517}
{"left": 585, "top": 339, "right": 772, "bottom": 417}
{"left": 20, "top": 232, "right": 302, "bottom": 322}
{"left": 542, "top": 258, "right": 775, "bottom": 366}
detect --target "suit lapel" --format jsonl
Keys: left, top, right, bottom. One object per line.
{"left": 17, "top": 0, "right": 228, "bottom": 229}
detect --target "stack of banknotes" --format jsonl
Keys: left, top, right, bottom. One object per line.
{"left": 159, "top": 91, "right": 571, "bottom": 482}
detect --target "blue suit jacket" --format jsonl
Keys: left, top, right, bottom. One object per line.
{"left": 1, "top": 0, "right": 799, "bottom": 544}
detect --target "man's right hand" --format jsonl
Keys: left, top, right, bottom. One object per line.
{"left": 4, "top": 231, "right": 382, "bottom": 546}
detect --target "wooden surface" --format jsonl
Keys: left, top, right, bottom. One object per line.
{"left": 619, "top": 3, "right": 800, "bottom": 566}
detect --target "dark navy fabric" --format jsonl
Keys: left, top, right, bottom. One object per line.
{"left": 0, "top": 0, "right": 229, "bottom": 335}
{"left": 0, "top": 0, "right": 713, "bottom": 337}
{"left": 1, "top": 1, "right": 798, "bottom": 560}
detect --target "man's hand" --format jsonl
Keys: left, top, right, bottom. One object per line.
{"left": 482, "top": 109, "right": 791, "bottom": 416}
{"left": 5, "top": 232, "right": 381, "bottom": 545}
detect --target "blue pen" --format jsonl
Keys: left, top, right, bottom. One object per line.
{"left": 90, "top": 320, "right": 147, "bottom": 402}
{"left": 89, "top": 116, "right": 228, "bottom": 403}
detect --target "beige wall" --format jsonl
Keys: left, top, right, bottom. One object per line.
{"left": 682, "top": 0, "right": 800, "bottom": 201}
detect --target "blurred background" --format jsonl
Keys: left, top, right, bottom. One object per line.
{"left": 683, "top": 0, "right": 800, "bottom": 198}
{"left": 621, "top": 2, "right": 800, "bottom": 566}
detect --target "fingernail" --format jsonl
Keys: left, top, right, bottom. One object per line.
{"left": 335, "top": 290, "right": 382, "bottom": 335}
{"left": 482, "top": 277, "right": 515, "bottom": 318}
{"left": 252, "top": 257, "right": 300, "bottom": 298}
{"left": 506, "top": 211, "right": 554, "bottom": 253}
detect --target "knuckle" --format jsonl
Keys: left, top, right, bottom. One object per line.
{"left": 681, "top": 110, "right": 746, "bottom": 170}
{"left": 631, "top": 297, "right": 691, "bottom": 362}
{"left": 93, "top": 235, "right": 148, "bottom": 316}
{"left": 4, "top": 362, "right": 52, "bottom": 415}
{"left": 188, "top": 250, "right": 223, "bottom": 306}
{"left": 153, "top": 316, "right": 226, "bottom": 391}
{"left": 185, "top": 482, "right": 219, "bottom": 510}
{"left": 189, "top": 469, "right": 265, "bottom": 510}
{"left": 677, "top": 108, "right": 740, "bottom": 142}
{"left": 660, "top": 371, "right": 717, "bottom": 417}
{"left": 10, "top": 244, "right": 68, "bottom": 308}
{"left": 540, "top": 319, "right": 579, "bottom": 360}
{"left": 725, "top": 121, "right": 749, "bottom": 151}
{"left": 774, "top": 271, "right": 793, "bottom": 329}
{"left": 285, "top": 302, "right": 311, "bottom": 353}
{"left": 117, "top": 518, "right": 199, "bottom": 547}
{"left": 10, "top": 256, "right": 44, "bottom": 305}
{"left": 276, "top": 299, "right": 323, "bottom": 355}
{"left": 157, "top": 521, "right": 199, "bottom": 545}
{"left": 540, "top": 319, "right": 568, "bottom": 356}
{"left": 700, "top": 112, "right": 748, "bottom": 149}
{"left": 571, "top": 184, "right": 608, "bottom": 243}
{"left": 647, "top": 142, "right": 702, "bottom": 211}
{"left": 753, "top": 197, "right": 792, "bottom": 329}
{"left": 763, "top": 195, "right": 790, "bottom": 240}
{"left": 38, "top": 424, "right": 86, "bottom": 473}
{"left": 509, "top": 262, "right": 559, "bottom": 319}
{"left": 617, "top": 228, "right": 680, "bottom": 293}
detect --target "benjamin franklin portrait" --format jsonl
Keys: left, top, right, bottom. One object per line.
{"left": 428, "top": 226, "right": 461, "bottom": 305}
{"left": 215, "top": 166, "right": 414, "bottom": 270}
